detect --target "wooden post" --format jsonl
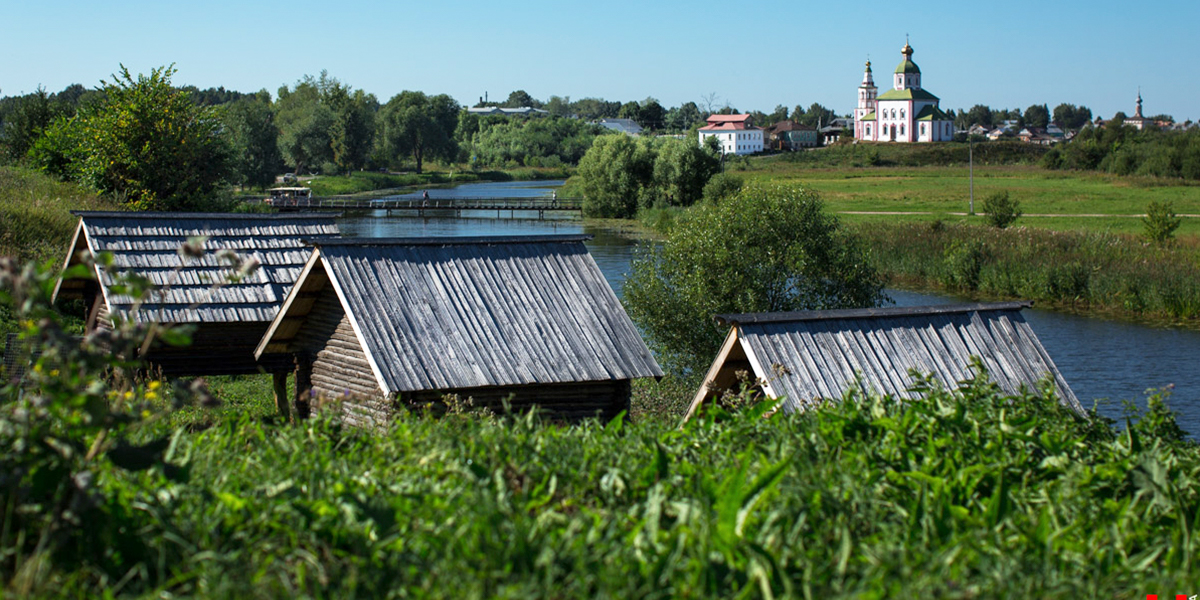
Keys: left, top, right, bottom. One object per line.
{"left": 272, "top": 371, "right": 291, "bottom": 421}
{"left": 294, "top": 351, "right": 313, "bottom": 420}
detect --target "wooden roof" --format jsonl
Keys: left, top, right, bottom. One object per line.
{"left": 54, "top": 212, "right": 341, "bottom": 324}
{"left": 687, "top": 302, "right": 1084, "bottom": 419}
{"left": 257, "top": 235, "right": 663, "bottom": 394}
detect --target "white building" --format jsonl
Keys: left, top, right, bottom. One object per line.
{"left": 698, "top": 114, "right": 763, "bottom": 155}
{"left": 854, "top": 41, "right": 954, "bottom": 143}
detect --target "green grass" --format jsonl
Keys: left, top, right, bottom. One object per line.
{"left": 12, "top": 376, "right": 1200, "bottom": 598}
{"left": 743, "top": 163, "right": 1200, "bottom": 226}
{"left": 0, "top": 166, "right": 117, "bottom": 263}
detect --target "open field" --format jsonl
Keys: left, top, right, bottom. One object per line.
{"left": 740, "top": 161, "right": 1200, "bottom": 236}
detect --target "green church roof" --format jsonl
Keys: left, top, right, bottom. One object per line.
{"left": 877, "top": 88, "right": 940, "bottom": 102}
{"left": 915, "top": 105, "right": 952, "bottom": 122}
{"left": 860, "top": 112, "right": 877, "bottom": 122}
{"left": 894, "top": 60, "right": 921, "bottom": 74}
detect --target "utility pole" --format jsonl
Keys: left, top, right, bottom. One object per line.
{"left": 969, "top": 140, "right": 975, "bottom": 215}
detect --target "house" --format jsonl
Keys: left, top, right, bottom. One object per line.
{"left": 1018, "top": 128, "right": 1057, "bottom": 146}
{"left": 255, "top": 235, "right": 663, "bottom": 426}
{"left": 467, "top": 106, "right": 550, "bottom": 117}
{"left": 764, "top": 121, "right": 819, "bottom": 150}
{"left": 698, "top": 114, "right": 764, "bottom": 155}
{"left": 685, "top": 302, "right": 1084, "bottom": 420}
{"left": 596, "top": 117, "right": 643, "bottom": 136}
{"left": 967, "top": 124, "right": 990, "bottom": 137}
{"left": 853, "top": 41, "right": 955, "bottom": 143}
{"left": 52, "top": 212, "right": 341, "bottom": 376}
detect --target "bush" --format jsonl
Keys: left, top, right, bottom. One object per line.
{"left": 624, "top": 183, "right": 886, "bottom": 374}
{"left": 942, "top": 240, "right": 986, "bottom": 290}
{"left": 981, "top": 190, "right": 1022, "bottom": 229}
{"left": 1143, "top": 200, "right": 1182, "bottom": 246}
{"left": 701, "top": 172, "right": 743, "bottom": 204}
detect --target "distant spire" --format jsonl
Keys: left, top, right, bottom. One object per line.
{"left": 1135, "top": 87, "right": 1144, "bottom": 118}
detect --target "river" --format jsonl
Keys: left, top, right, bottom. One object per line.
{"left": 337, "top": 179, "right": 1200, "bottom": 434}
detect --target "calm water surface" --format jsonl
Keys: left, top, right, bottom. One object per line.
{"left": 340, "top": 181, "right": 1200, "bottom": 434}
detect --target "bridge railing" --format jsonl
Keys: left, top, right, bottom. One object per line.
{"left": 266, "top": 196, "right": 584, "bottom": 210}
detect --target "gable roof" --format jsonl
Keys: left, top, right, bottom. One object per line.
{"left": 257, "top": 235, "right": 663, "bottom": 394}
{"left": 687, "top": 302, "right": 1083, "bottom": 419}
{"left": 54, "top": 212, "right": 341, "bottom": 324}
{"left": 701, "top": 114, "right": 759, "bottom": 131}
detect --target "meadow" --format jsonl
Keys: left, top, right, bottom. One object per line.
{"left": 741, "top": 160, "right": 1200, "bottom": 237}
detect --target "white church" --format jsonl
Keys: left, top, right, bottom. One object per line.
{"left": 854, "top": 41, "right": 954, "bottom": 143}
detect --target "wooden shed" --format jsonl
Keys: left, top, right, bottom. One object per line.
{"left": 255, "top": 235, "right": 663, "bottom": 425}
{"left": 53, "top": 211, "right": 341, "bottom": 376}
{"left": 686, "top": 302, "right": 1084, "bottom": 419}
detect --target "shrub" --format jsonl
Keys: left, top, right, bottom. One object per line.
{"left": 981, "top": 190, "right": 1022, "bottom": 229}
{"left": 624, "top": 183, "right": 886, "bottom": 374}
{"left": 1143, "top": 200, "right": 1182, "bottom": 246}
{"left": 942, "top": 239, "right": 986, "bottom": 290}
{"left": 701, "top": 172, "right": 743, "bottom": 204}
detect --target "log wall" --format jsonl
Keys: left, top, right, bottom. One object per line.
{"left": 291, "top": 287, "right": 383, "bottom": 424}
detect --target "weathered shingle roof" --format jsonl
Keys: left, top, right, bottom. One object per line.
{"left": 260, "top": 235, "right": 663, "bottom": 394}
{"left": 56, "top": 212, "right": 340, "bottom": 323}
{"left": 692, "top": 302, "right": 1083, "bottom": 417}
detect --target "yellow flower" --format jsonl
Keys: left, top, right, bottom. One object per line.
{"left": 49, "top": 369, "right": 60, "bottom": 377}
{"left": 149, "top": 381, "right": 162, "bottom": 391}
{"left": 145, "top": 391, "right": 158, "bottom": 401}
{"left": 123, "top": 391, "right": 135, "bottom": 400}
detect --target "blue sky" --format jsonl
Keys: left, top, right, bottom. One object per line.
{"left": 3, "top": 0, "right": 1196, "bottom": 122}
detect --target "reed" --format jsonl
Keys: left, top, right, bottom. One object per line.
{"left": 857, "top": 221, "right": 1200, "bottom": 322}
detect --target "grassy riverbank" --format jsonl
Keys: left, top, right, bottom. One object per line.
{"left": 855, "top": 222, "right": 1200, "bottom": 324}
{"left": 10, "top": 374, "right": 1198, "bottom": 598}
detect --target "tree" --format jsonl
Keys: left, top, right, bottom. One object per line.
{"left": 789, "top": 105, "right": 805, "bottom": 122}
{"left": 637, "top": 98, "right": 666, "bottom": 131}
{"left": 618, "top": 101, "right": 641, "bottom": 120}
{"left": 798, "top": 103, "right": 835, "bottom": 128}
{"left": 576, "top": 134, "right": 656, "bottom": 218}
{"left": 378, "top": 91, "right": 459, "bottom": 173}
{"left": 966, "top": 104, "right": 994, "bottom": 128}
{"left": 502, "top": 90, "right": 539, "bottom": 109}
{"left": 545, "top": 95, "right": 571, "bottom": 117}
{"left": 664, "top": 102, "right": 703, "bottom": 132}
{"left": 328, "top": 87, "right": 377, "bottom": 173}
{"left": 2, "top": 87, "right": 60, "bottom": 162}
{"left": 623, "top": 183, "right": 886, "bottom": 373}
{"left": 651, "top": 138, "right": 720, "bottom": 207}
{"left": 275, "top": 76, "right": 335, "bottom": 174}
{"left": 221, "top": 94, "right": 283, "bottom": 189}
{"left": 765, "top": 104, "right": 789, "bottom": 124}
{"left": 1023, "top": 104, "right": 1050, "bottom": 129}
{"left": 32, "top": 65, "right": 231, "bottom": 210}
{"left": 1053, "top": 103, "right": 1093, "bottom": 129}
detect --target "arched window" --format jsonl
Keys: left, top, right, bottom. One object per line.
{"left": 901, "top": 109, "right": 906, "bottom": 119}
{"left": 921, "top": 124, "right": 926, "bottom": 136}
{"left": 900, "top": 124, "right": 905, "bottom": 136}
